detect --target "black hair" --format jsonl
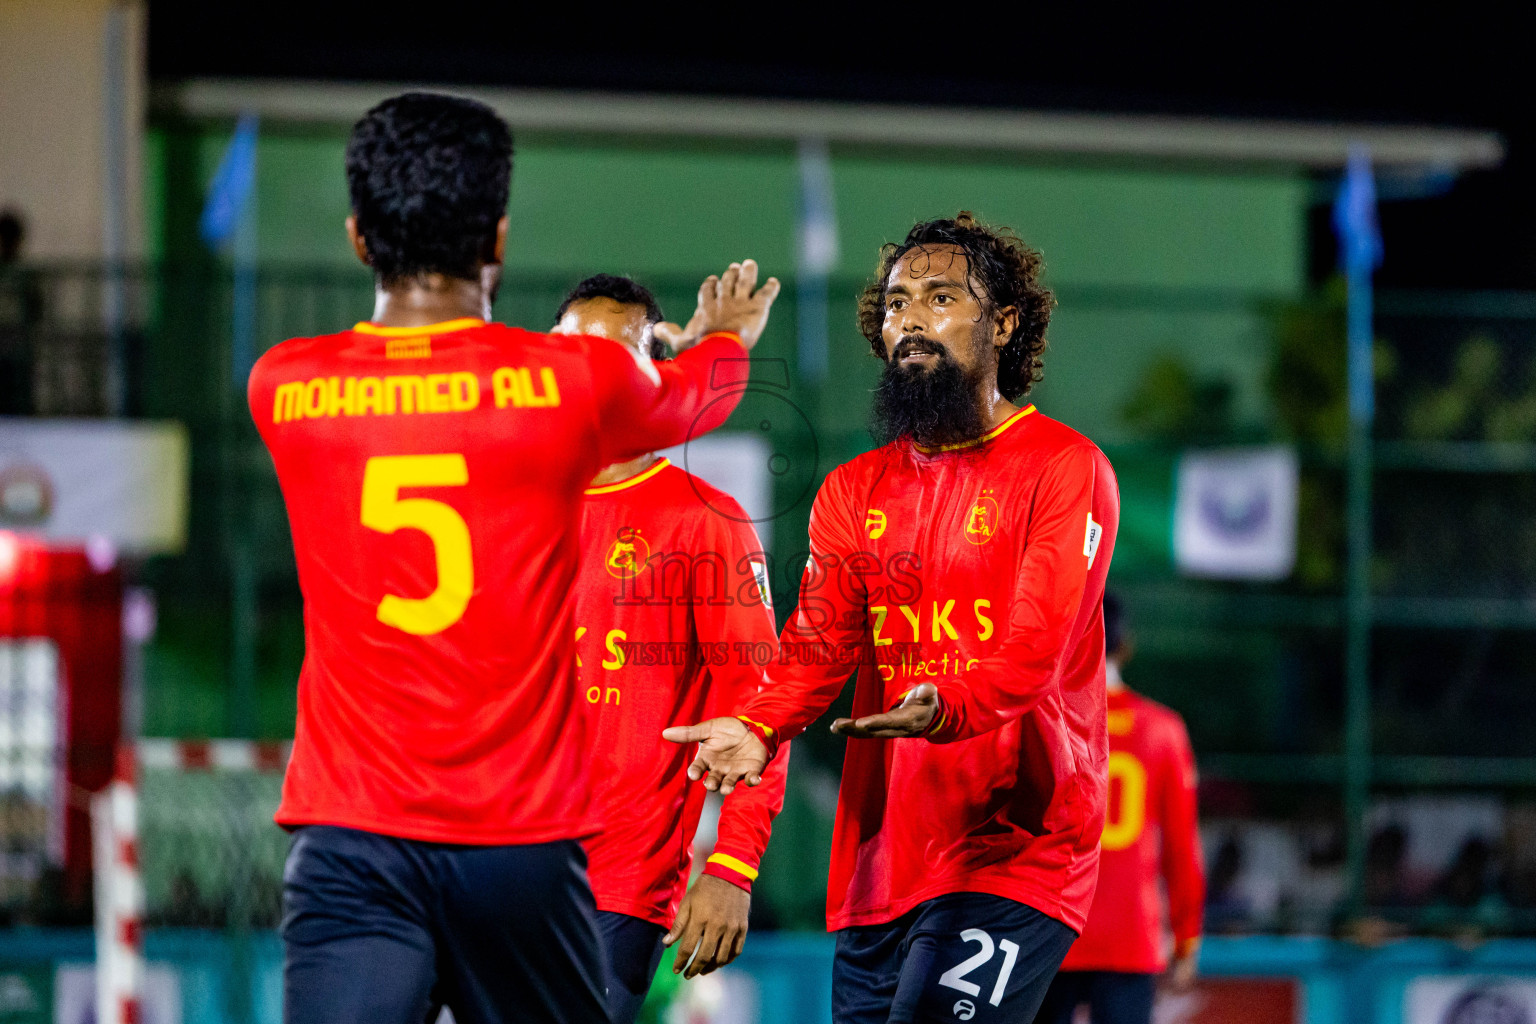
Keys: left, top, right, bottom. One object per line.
{"left": 857, "top": 212, "right": 1055, "bottom": 401}
{"left": 345, "top": 92, "right": 513, "bottom": 284}
{"left": 556, "top": 274, "right": 668, "bottom": 360}
{"left": 1103, "top": 590, "right": 1127, "bottom": 658}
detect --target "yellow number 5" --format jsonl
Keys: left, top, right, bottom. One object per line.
{"left": 360, "top": 454, "right": 473, "bottom": 635}
{"left": 1101, "top": 750, "right": 1148, "bottom": 851}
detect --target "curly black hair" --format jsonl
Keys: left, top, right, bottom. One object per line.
{"left": 555, "top": 273, "right": 668, "bottom": 360}
{"left": 857, "top": 212, "right": 1055, "bottom": 401}
{"left": 345, "top": 92, "right": 513, "bottom": 285}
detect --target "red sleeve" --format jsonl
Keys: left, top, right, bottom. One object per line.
{"left": 588, "top": 332, "right": 749, "bottom": 464}
{"left": 690, "top": 506, "right": 789, "bottom": 894}
{"left": 737, "top": 466, "right": 867, "bottom": 746}
{"left": 1161, "top": 711, "right": 1206, "bottom": 952}
{"left": 925, "top": 444, "right": 1114, "bottom": 743}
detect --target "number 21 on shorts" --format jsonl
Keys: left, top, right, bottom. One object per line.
{"left": 360, "top": 454, "right": 473, "bottom": 635}
{"left": 938, "top": 929, "right": 1020, "bottom": 1013}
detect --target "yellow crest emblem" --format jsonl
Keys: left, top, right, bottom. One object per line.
{"left": 965, "top": 494, "right": 1000, "bottom": 546}
{"left": 865, "top": 509, "right": 887, "bottom": 540}
{"left": 604, "top": 527, "right": 650, "bottom": 578}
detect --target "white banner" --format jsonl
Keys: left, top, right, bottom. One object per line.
{"left": 1406, "top": 976, "right": 1536, "bottom": 1024}
{"left": 0, "top": 418, "right": 188, "bottom": 554}
{"left": 1173, "top": 446, "right": 1298, "bottom": 581}
{"left": 659, "top": 432, "right": 772, "bottom": 547}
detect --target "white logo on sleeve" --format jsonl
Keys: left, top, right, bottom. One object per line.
{"left": 1083, "top": 513, "right": 1103, "bottom": 567}
{"left": 750, "top": 559, "right": 773, "bottom": 607}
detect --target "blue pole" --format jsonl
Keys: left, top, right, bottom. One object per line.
{"left": 1337, "top": 145, "right": 1380, "bottom": 912}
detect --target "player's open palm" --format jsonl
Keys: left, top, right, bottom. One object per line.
{"left": 664, "top": 874, "right": 750, "bottom": 978}
{"left": 667, "top": 259, "right": 780, "bottom": 351}
{"left": 831, "top": 682, "right": 940, "bottom": 738}
{"left": 662, "top": 717, "right": 767, "bottom": 795}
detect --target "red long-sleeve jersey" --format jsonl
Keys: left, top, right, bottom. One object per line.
{"left": 248, "top": 318, "right": 748, "bottom": 845}
{"left": 576, "top": 459, "right": 789, "bottom": 927}
{"left": 1060, "top": 685, "right": 1204, "bottom": 973}
{"left": 740, "top": 405, "right": 1119, "bottom": 932}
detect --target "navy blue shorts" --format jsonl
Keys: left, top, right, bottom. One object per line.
{"left": 833, "top": 893, "right": 1077, "bottom": 1024}
{"left": 281, "top": 825, "right": 608, "bottom": 1024}
{"left": 1033, "top": 970, "right": 1156, "bottom": 1024}
{"left": 596, "top": 911, "right": 668, "bottom": 1024}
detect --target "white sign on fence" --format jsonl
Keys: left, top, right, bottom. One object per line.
{"left": 1173, "top": 446, "right": 1298, "bottom": 581}
{"left": 1406, "top": 976, "right": 1536, "bottom": 1024}
{"left": 0, "top": 418, "right": 188, "bottom": 554}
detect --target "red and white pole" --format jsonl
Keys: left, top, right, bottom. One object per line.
{"left": 92, "top": 748, "right": 143, "bottom": 1024}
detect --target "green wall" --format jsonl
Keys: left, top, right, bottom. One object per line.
{"left": 146, "top": 123, "right": 1305, "bottom": 441}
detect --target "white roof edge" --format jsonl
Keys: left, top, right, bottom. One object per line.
{"left": 157, "top": 78, "right": 1505, "bottom": 172}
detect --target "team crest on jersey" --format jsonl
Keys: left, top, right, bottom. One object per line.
{"left": 965, "top": 492, "right": 1000, "bottom": 545}
{"left": 1108, "top": 708, "right": 1135, "bottom": 735}
{"left": 750, "top": 560, "right": 773, "bottom": 607}
{"left": 865, "top": 509, "right": 887, "bottom": 539}
{"left": 604, "top": 527, "right": 651, "bottom": 579}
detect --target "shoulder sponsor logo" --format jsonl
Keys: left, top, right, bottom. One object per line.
{"left": 1084, "top": 512, "right": 1102, "bottom": 567}
{"left": 750, "top": 559, "right": 773, "bottom": 607}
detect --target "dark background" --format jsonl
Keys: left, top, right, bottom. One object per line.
{"left": 148, "top": 7, "right": 1533, "bottom": 290}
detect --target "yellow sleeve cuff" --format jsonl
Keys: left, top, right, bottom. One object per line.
{"left": 706, "top": 852, "right": 760, "bottom": 881}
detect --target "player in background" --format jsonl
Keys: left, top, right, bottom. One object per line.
{"left": 551, "top": 274, "right": 791, "bottom": 1024}
{"left": 248, "top": 93, "right": 779, "bottom": 1024}
{"left": 1034, "top": 592, "right": 1205, "bottom": 1024}
{"left": 666, "top": 213, "right": 1120, "bottom": 1023}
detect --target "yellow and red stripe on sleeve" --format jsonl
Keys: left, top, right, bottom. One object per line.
{"left": 703, "top": 851, "right": 760, "bottom": 893}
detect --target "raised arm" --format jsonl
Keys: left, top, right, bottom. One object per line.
{"left": 591, "top": 261, "right": 779, "bottom": 463}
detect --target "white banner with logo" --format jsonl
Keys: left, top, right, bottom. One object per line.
{"left": 0, "top": 418, "right": 188, "bottom": 554}
{"left": 1173, "top": 446, "right": 1298, "bottom": 581}
{"left": 1406, "top": 976, "right": 1536, "bottom": 1024}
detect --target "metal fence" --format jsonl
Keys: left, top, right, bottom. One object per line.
{"left": 4, "top": 260, "right": 1536, "bottom": 936}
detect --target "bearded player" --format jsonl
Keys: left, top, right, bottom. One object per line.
{"left": 1034, "top": 593, "right": 1204, "bottom": 1024}
{"left": 665, "top": 213, "right": 1119, "bottom": 1023}
{"left": 551, "top": 274, "right": 790, "bottom": 1024}
{"left": 247, "top": 93, "right": 778, "bottom": 1024}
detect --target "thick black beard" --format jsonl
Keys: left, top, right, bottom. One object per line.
{"left": 870, "top": 345, "right": 988, "bottom": 448}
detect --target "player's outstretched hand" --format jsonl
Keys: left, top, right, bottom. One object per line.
{"left": 666, "top": 259, "right": 779, "bottom": 352}
{"left": 653, "top": 302, "right": 708, "bottom": 355}
{"left": 664, "top": 874, "right": 750, "bottom": 978}
{"left": 661, "top": 717, "right": 767, "bottom": 795}
{"left": 831, "top": 682, "right": 940, "bottom": 738}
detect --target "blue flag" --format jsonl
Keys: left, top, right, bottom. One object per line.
{"left": 1333, "top": 145, "right": 1382, "bottom": 275}
{"left": 200, "top": 113, "right": 259, "bottom": 248}
{"left": 1334, "top": 144, "right": 1381, "bottom": 424}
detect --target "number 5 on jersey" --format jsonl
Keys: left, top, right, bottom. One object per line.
{"left": 360, "top": 454, "right": 473, "bottom": 635}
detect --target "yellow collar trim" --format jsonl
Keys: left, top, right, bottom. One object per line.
{"left": 585, "top": 458, "right": 670, "bottom": 495}
{"left": 352, "top": 317, "right": 485, "bottom": 337}
{"left": 914, "top": 405, "right": 1036, "bottom": 453}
